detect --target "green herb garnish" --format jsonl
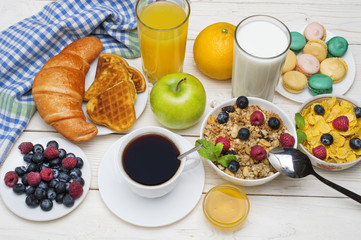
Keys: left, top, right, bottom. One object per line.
{"left": 195, "top": 139, "right": 237, "bottom": 167}
{"left": 295, "top": 113, "right": 307, "bottom": 144}
{"left": 296, "top": 129, "right": 307, "bottom": 144}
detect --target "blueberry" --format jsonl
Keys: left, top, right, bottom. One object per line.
{"left": 40, "top": 199, "right": 53, "bottom": 211}
{"left": 224, "top": 150, "right": 236, "bottom": 155}
{"left": 321, "top": 134, "right": 334, "bottom": 146}
{"left": 58, "top": 149, "right": 67, "bottom": 159}
{"left": 314, "top": 105, "right": 325, "bottom": 115}
{"left": 47, "top": 188, "right": 57, "bottom": 200}
{"left": 15, "top": 166, "right": 27, "bottom": 176}
{"left": 23, "top": 153, "right": 33, "bottom": 163}
{"left": 73, "top": 177, "right": 85, "bottom": 186}
{"left": 38, "top": 181, "right": 49, "bottom": 190}
{"left": 59, "top": 167, "right": 70, "bottom": 174}
{"left": 350, "top": 138, "right": 361, "bottom": 150}
{"left": 41, "top": 162, "right": 50, "bottom": 169}
{"left": 25, "top": 194, "right": 40, "bottom": 208}
{"left": 46, "top": 140, "right": 59, "bottom": 149}
{"left": 26, "top": 163, "right": 39, "bottom": 173}
{"left": 238, "top": 128, "right": 250, "bottom": 140}
{"left": 65, "top": 182, "right": 70, "bottom": 191}
{"left": 221, "top": 105, "right": 235, "bottom": 113}
{"left": 228, "top": 160, "right": 240, "bottom": 173}
{"left": 53, "top": 169, "right": 59, "bottom": 179}
{"left": 75, "top": 157, "right": 84, "bottom": 169}
{"left": 13, "top": 183, "right": 25, "bottom": 195}
{"left": 54, "top": 181, "right": 66, "bottom": 194}
{"left": 268, "top": 117, "right": 281, "bottom": 129}
{"left": 25, "top": 185, "right": 36, "bottom": 195}
{"left": 49, "top": 179, "right": 58, "bottom": 188}
{"left": 34, "top": 187, "right": 47, "bottom": 200}
{"left": 49, "top": 157, "right": 61, "bottom": 167}
{"left": 66, "top": 153, "right": 76, "bottom": 158}
{"left": 21, "top": 174, "right": 29, "bottom": 186}
{"left": 236, "top": 96, "right": 249, "bottom": 109}
{"left": 63, "top": 194, "right": 75, "bottom": 207}
{"left": 354, "top": 107, "right": 361, "bottom": 118}
{"left": 33, "top": 144, "right": 44, "bottom": 153}
{"left": 32, "top": 152, "right": 44, "bottom": 164}
{"left": 70, "top": 168, "right": 82, "bottom": 179}
{"left": 55, "top": 193, "right": 65, "bottom": 204}
{"left": 217, "top": 111, "right": 229, "bottom": 124}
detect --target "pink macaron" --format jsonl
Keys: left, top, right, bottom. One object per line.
{"left": 304, "top": 22, "right": 326, "bottom": 41}
{"left": 296, "top": 53, "right": 320, "bottom": 78}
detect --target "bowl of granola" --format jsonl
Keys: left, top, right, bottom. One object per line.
{"left": 297, "top": 94, "right": 361, "bottom": 171}
{"left": 199, "top": 96, "right": 297, "bottom": 186}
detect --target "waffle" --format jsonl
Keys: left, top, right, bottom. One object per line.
{"left": 127, "top": 66, "right": 146, "bottom": 93}
{"left": 84, "top": 62, "right": 137, "bottom": 101}
{"left": 86, "top": 80, "right": 136, "bottom": 132}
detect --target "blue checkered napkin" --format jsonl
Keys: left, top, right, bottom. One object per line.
{"left": 0, "top": 0, "right": 141, "bottom": 164}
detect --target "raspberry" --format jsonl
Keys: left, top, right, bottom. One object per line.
{"left": 43, "top": 146, "right": 59, "bottom": 160}
{"left": 312, "top": 145, "right": 327, "bottom": 160}
{"left": 69, "top": 181, "right": 83, "bottom": 199}
{"left": 27, "top": 172, "right": 41, "bottom": 187}
{"left": 18, "top": 142, "right": 33, "bottom": 154}
{"left": 280, "top": 133, "right": 295, "bottom": 147}
{"left": 250, "top": 111, "right": 264, "bottom": 125}
{"left": 4, "top": 171, "right": 18, "bottom": 187}
{"left": 332, "top": 116, "right": 349, "bottom": 131}
{"left": 215, "top": 136, "right": 231, "bottom": 153}
{"left": 40, "top": 168, "right": 54, "bottom": 182}
{"left": 250, "top": 145, "right": 267, "bottom": 161}
{"left": 62, "top": 157, "right": 77, "bottom": 170}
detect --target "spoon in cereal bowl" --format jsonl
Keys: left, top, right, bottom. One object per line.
{"left": 268, "top": 147, "right": 361, "bottom": 204}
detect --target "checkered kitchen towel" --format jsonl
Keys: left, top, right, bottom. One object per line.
{"left": 0, "top": 0, "right": 142, "bottom": 164}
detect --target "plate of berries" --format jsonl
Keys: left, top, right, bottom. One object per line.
{"left": 0, "top": 137, "right": 91, "bottom": 221}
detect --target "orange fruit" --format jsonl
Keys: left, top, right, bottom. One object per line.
{"left": 193, "top": 22, "right": 236, "bottom": 80}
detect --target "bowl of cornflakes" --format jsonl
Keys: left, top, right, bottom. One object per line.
{"left": 297, "top": 94, "right": 361, "bottom": 171}
{"left": 198, "top": 96, "right": 297, "bottom": 186}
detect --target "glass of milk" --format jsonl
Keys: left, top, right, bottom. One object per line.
{"left": 232, "top": 15, "right": 291, "bottom": 101}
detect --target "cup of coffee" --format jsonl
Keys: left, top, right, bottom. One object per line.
{"left": 115, "top": 126, "right": 200, "bottom": 198}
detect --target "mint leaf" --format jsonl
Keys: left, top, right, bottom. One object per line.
{"left": 218, "top": 154, "right": 237, "bottom": 167}
{"left": 195, "top": 139, "right": 219, "bottom": 162}
{"left": 215, "top": 143, "right": 223, "bottom": 156}
{"left": 296, "top": 129, "right": 307, "bottom": 144}
{"left": 295, "top": 113, "right": 305, "bottom": 130}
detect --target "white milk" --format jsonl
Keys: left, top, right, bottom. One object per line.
{"left": 232, "top": 16, "right": 290, "bottom": 101}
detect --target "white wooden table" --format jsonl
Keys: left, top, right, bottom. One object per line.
{"left": 1, "top": 0, "right": 361, "bottom": 239}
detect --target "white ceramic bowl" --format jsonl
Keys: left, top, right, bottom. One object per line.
{"left": 297, "top": 94, "right": 361, "bottom": 171}
{"left": 200, "top": 97, "right": 297, "bottom": 186}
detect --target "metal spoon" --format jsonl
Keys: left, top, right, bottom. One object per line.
{"left": 177, "top": 144, "right": 203, "bottom": 160}
{"left": 268, "top": 147, "right": 361, "bottom": 204}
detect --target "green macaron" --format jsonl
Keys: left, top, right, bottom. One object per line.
{"left": 308, "top": 74, "right": 333, "bottom": 96}
{"left": 290, "top": 32, "right": 306, "bottom": 51}
{"left": 327, "top": 36, "right": 348, "bottom": 57}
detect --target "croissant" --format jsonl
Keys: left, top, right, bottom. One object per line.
{"left": 32, "top": 37, "right": 103, "bottom": 142}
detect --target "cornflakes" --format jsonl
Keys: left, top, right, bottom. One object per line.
{"left": 301, "top": 97, "right": 361, "bottom": 163}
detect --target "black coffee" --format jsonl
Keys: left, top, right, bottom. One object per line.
{"left": 122, "top": 134, "right": 180, "bottom": 186}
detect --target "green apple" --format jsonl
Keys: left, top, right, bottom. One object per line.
{"left": 150, "top": 73, "right": 207, "bottom": 129}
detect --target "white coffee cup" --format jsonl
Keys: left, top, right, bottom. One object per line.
{"left": 115, "top": 126, "right": 200, "bottom": 198}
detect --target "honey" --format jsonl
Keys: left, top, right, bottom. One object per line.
{"left": 203, "top": 184, "right": 250, "bottom": 230}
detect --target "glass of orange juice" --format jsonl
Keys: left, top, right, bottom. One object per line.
{"left": 135, "top": 0, "right": 190, "bottom": 84}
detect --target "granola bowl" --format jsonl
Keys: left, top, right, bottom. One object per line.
{"left": 297, "top": 94, "right": 361, "bottom": 171}
{"left": 200, "top": 97, "right": 297, "bottom": 187}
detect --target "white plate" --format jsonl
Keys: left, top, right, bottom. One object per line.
{"left": 98, "top": 134, "right": 205, "bottom": 227}
{"left": 276, "top": 25, "right": 356, "bottom": 103}
{"left": 0, "top": 137, "right": 91, "bottom": 221}
{"left": 83, "top": 56, "right": 148, "bottom": 135}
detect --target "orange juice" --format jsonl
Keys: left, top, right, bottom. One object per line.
{"left": 136, "top": 0, "right": 189, "bottom": 83}
{"left": 203, "top": 185, "right": 250, "bottom": 230}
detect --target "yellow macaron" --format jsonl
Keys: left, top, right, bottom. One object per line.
{"left": 281, "top": 50, "right": 297, "bottom": 74}
{"left": 320, "top": 57, "right": 348, "bottom": 83}
{"left": 282, "top": 70, "right": 308, "bottom": 94}
{"left": 303, "top": 39, "right": 328, "bottom": 62}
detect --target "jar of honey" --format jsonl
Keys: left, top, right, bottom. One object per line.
{"left": 202, "top": 184, "right": 250, "bottom": 230}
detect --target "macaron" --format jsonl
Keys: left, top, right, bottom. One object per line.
{"left": 290, "top": 32, "right": 306, "bottom": 52}
{"left": 303, "top": 22, "right": 326, "bottom": 41}
{"left": 308, "top": 74, "right": 333, "bottom": 96}
{"left": 282, "top": 71, "right": 308, "bottom": 94}
{"left": 296, "top": 54, "right": 320, "bottom": 78}
{"left": 327, "top": 36, "right": 348, "bottom": 57}
{"left": 303, "top": 39, "right": 328, "bottom": 62}
{"left": 281, "top": 50, "right": 297, "bottom": 74}
{"left": 320, "top": 57, "right": 348, "bottom": 83}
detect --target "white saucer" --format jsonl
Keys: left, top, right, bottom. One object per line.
{"left": 98, "top": 134, "right": 205, "bottom": 227}
{"left": 276, "top": 25, "right": 356, "bottom": 103}
{"left": 83, "top": 56, "right": 148, "bottom": 135}
{"left": 0, "top": 137, "right": 91, "bottom": 221}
